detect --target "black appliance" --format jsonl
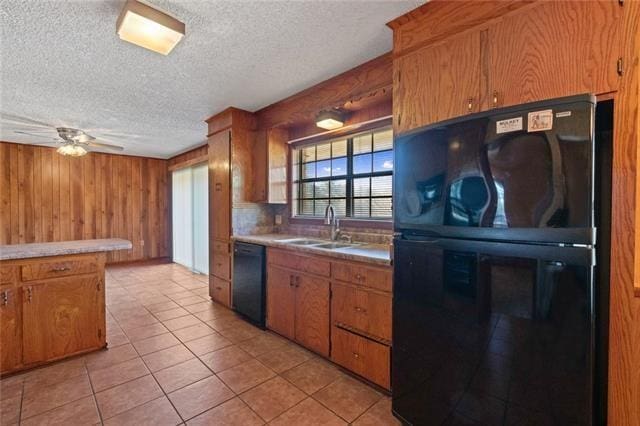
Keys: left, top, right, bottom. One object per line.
{"left": 392, "top": 95, "right": 611, "bottom": 425}
{"left": 232, "top": 242, "right": 266, "bottom": 328}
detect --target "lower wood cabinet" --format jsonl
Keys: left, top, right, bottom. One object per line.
{"left": 22, "top": 275, "right": 104, "bottom": 365}
{"left": 331, "top": 326, "right": 391, "bottom": 389}
{"left": 210, "top": 275, "right": 231, "bottom": 307}
{"left": 266, "top": 264, "right": 330, "bottom": 356}
{"left": 265, "top": 247, "right": 392, "bottom": 389}
{"left": 0, "top": 282, "right": 21, "bottom": 372}
{"left": 0, "top": 253, "right": 107, "bottom": 375}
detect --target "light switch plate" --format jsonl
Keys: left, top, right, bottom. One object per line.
{"left": 275, "top": 215, "right": 282, "bottom": 225}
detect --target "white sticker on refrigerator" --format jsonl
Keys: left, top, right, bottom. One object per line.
{"left": 556, "top": 111, "right": 572, "bottom": 118}
{"left": 528, "top": 109, "right": 553, "bottom": 132}
{"left": 496, "top": 117, "right": 523, "bottom": 134}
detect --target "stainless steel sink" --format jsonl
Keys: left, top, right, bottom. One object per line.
{"left": 313, "top": 242, "right": 355, "bottom": 250}
{"left": 278, "top": 238, "right": 326, "bottom": 246}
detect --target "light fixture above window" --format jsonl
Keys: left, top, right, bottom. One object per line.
{"left": 116, "top": 0, "right": 185, "bottom": 55}
{"left": 316, "top": 110, "right": 345, "bottom": 130}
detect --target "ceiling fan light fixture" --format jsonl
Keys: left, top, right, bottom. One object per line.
{"left": 316, "top": 110, "right": 345, "bottom": 130}
{"left": 57, "top": 145, "right": 87, "bottom": 157}
{"left": 116, "top": 0, "right": 185, "bottom": 55}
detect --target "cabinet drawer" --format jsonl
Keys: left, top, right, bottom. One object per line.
{"left": 21, "top": 256, "right": 99, "bottom": 282}
{"left": 332, "top": 283, "right": 391, "bottom": 343}
{"left": 0, "top": 265, "right": 17, "bottom": 285}
{"left": 268, "top": 248, "right": 330, "bottom": 277}
{"left": 212, "top": 253, "right": 231, "bottom": 280}
{"left": 212, "top": 240, "right": 230, "bottom": 255}
{"left": 331, "top": 326, "right": 390, "bottom": 389}
{"left": 210, "top": 276, "right": 231, "bottom": 307}
{"left": 332, "top": 261, "right": 392, "bottom": 292}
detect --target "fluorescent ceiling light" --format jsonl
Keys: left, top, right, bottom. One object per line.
{"left": 116, "top": 0, "right": 185, "bottom": 55}
{"left": 316, "top": 110, "right": 345, "bottom": 130}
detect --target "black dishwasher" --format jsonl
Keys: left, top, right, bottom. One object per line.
{"left": 232, "top": 242, "right": 266, "bottom": 328}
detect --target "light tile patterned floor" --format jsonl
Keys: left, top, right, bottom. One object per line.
{"left": 0, "top": 262, "right": 399, "bottom": 425}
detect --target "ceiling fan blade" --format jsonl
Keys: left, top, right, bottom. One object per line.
{"left": 14, "top": 131, "right": 59, "bottom": 141}
{"left": 86, "top": 140, "right": 124, "bottom": 151}
{"left": 30, "top": 142, "right": 61, "bottom": 146}
{"left": 1, "top": 113, "right": 55, "bottom": 129}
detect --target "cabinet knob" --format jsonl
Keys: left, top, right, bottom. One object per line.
{"left": 354, "top": 306, "right": 367, "bottom": 314}
{"left": 51, "top": 266, "right": 70, "bottom": 272}
{"left": 353, "top": 352, "right": 360, "bottom": 359}
{"left": 467, "top": 98, "right": 473, "bottom": 112}
{"left": 492, "top": 91, "right": 499, "bottom": 107}
{"left": 27, "top": 287, "right": 33, "bottom": 303}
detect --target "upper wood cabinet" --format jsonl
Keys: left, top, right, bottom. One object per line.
{"left": 253, "top": 128, "right": 288, "bottom": 204}
{"left": 487, "top": 1, "right": 622, "bottom": 109}
{"left": 209, "top": 130, "right": 231, "bottom": 242}
{"left": 394, "top": 30, "right": 483, "bottom": 134}
{"left": 392, "top": 0, "right": 623, "bottom": 134}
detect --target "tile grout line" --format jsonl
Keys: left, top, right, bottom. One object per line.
{"left": 83, "top": 362, "right": 106, "bottom": 425}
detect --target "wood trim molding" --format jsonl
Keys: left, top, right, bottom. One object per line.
{"left": 168, "top": 155, "right": 207, "bottom": 171}
{"left": 256, "top": 53, "right": 393, "bottom": 129}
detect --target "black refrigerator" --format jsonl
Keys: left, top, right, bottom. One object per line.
{"left": 392, "top": 95, "right": 611, "bottom": 425}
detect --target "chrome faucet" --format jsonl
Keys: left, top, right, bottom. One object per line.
{"left": 324, "top": 205, "right": 340, "bottom": 241}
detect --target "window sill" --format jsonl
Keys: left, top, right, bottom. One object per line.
{"left": 289, "top": 216, "right": 392, "bottom": 230}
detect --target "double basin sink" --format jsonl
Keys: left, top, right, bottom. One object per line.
{"left": 276, "top": 238, "right": 361, "bottom": 251}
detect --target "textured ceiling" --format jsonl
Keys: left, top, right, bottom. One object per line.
{"left": 0, "top": 0, "right": 420, "bottom": 158}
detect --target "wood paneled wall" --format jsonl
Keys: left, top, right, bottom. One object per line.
{"left": 168, "top": 144, "right": 208, "bottom": 171}
{"left": 0, "top": 142, "right": 170, "bottom": 263}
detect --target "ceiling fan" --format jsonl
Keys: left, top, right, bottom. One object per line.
{"left": 1, "top": 113, "right": 125, "bottom": 157}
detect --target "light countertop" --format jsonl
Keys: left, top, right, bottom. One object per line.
{"left": 233, "top": 234, "right": 391, "bottom": 266}
{"left": 0, "top": 239, "right": 133, "bottom": 260}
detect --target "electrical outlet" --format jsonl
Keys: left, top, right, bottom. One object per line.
{"left": 275, "top": 215, "right": 282, "bottom": 225}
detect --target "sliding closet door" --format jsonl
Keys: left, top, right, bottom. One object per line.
{"left": 172, "top": 168, "right": 193, "bottom": 267}
{"left": 192, "top": 164, "right": 209, "bottom": 274}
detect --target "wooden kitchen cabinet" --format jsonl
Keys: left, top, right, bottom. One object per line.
{"left": 22, "top": 275, "right": 104, "bottom": 365}
{"left": 0, "top": 282, "right": 21, "bottom": 372}
{"left": 331, "top": 326, "right": 390, "bottom": 389}
{"left": 209, "top": 130, "right": 231, "bottom": 242}
{"left": 1, "top": 253, "right": 107, "bottom": 375}
{"left": 331, "top": 282, "right": 392, "bottom": 343}
{"left": 487, "top": 1, "right": 621, "bottom": 109}
{"left": 394, "top": 29, "right": 483, "bottom": 133}
{"left": 266, "top": 265, "right": 296, "bottom": 340}
{"left": 253, "top": 127, "right": 288, "bottom": 204}
{"left": 294, "top": 274, "right": 330, "bottom": 356}
{"left": 266, "top": 249, "right": 330, "bottom": 356}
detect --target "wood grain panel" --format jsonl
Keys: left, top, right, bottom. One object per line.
{"left": 331, "top": 282, "right": 391, "bottom": 342}
{"left": 331, "top": 325, "right": 390, "bottom": 389}
{"left": 168, "top": 144, "right": 208, "bottom": 171}
{"left": 608, "top": 0, "right": 640, "bottom": 424}
{"left": 331, "top": 260, "right": 392, "bottom": 293}
{"left": 387, "top": 0, "right": 533, "bottom": 57}
{"left": 0, "top": 282, "right": 21, "bottom": 372}
{"left": 209, "top": 131, "right": 231, "bottom": 242}
{"left": 21, "top": 273, "right": 104, "bottom": 365}
{"left": 394, "top": 29, "right": 482, "bottom": 133}
{"left": 268, "top": 248, "right": 331, "bottom": 277}
{"left": 487, "top": 1, "right": 621, "bottom": 108}
{"left": 294, "top": 273, "right": 330, "bottom": 356}
{"left": 266, "top": 265, "right": 296, "bottom": 340}
{"left": 0, "top": 141, "right": 170, "bottom": 263}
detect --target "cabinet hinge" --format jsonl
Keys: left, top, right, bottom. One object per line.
{"left": 617, "top": 58, "right": 624, "bottom": 76}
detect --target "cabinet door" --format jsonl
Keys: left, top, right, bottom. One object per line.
{"left": 22, "top": 275, "right": 104, "bottom": 365}
{"left": 394, "top": 29, "right": 482, "bottom": 134}
{"left": 266, "top": 265, "right": 296, "bottom": 340}
{"left": 488, "top": 1, "right": 621, "bottom": 108}
{"left": 294, "top": 274, "right": 330, "bottom": 356}
{"left": 209, "top": 130, "right": 231, "bottom": 241}
{"left": 1, "top": 284, "right": 21, "bottom": 372}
